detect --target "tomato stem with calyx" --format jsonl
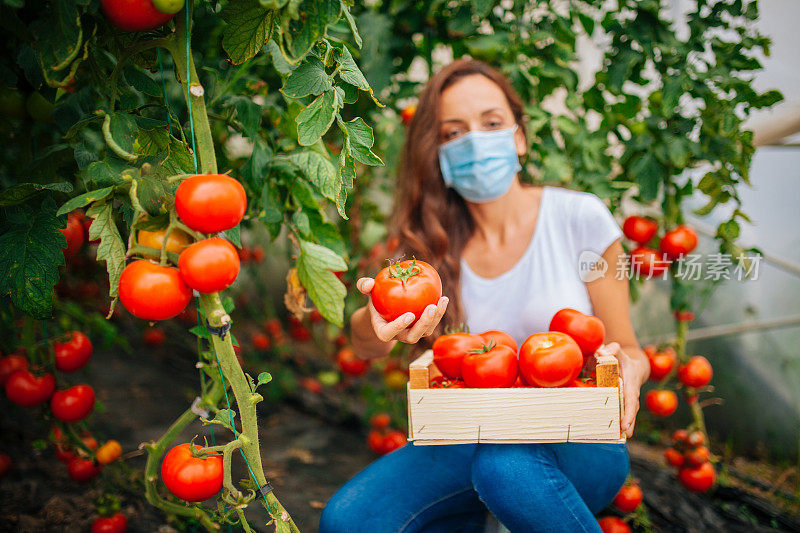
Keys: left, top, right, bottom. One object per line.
{"left": 388, "top": 259, "right": 421, "bottom": 289}
{"left": 469, "top": 340, "right": 496, "bottom": 355}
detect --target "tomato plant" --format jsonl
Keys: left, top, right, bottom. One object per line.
{"left": 178, "top": 238, "right": 240, "bottom": 293}
{"left": 548, "top": 308, "right": 605, "bottom": 357}
{"left": 518, "top": 332, "right": 583, "bottom": 388}
{"left": 612, "top": 482, "right": 643, "bottom": 513}
{"left": 371, "top": 260, "right": 442, "bottom": 323}
{"left": 161, "top": 443, "right": 223, "bottom": 502}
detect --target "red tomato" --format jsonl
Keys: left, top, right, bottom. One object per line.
{"left": 251, "top": 332, "right": 270, "bottom": 351}
{"left": 647, "top": 347, "right": 676, "bottom": 381}
{"left": 478, "top": 330, "right": 518, "bottom": 353}
{"left": 645, "top": 389, "right": 678, "bottom": 417}
{"left": 67, "top": 457, "right": 101, "bottom": 483}
{"left": 175, "top": 174, "right": 247, "bottom": 234}
{"left": 137, "top": 227, "right": 190, "bottom": 259}
{"left": 569, "top": 378, "right": 596, "bottom": 387}
{"left": 613, "top": 482, "right": 643, "bottom": 513}
{"left": 178, "top": 238, "right": 240, "bottom": 293}
{"left": 237, "top": 246, "right": 252, "bottom": 262}
{"left": 51, "top": 384, "right": 96, "bottom": 423}
{"left": 461, "top": 344, "right": 518, "bottom": 388}
{"left": 660, "top": 225, "right": 698, "bottom": 260}
{"left": 518, "top": 332, "right": 583, "bottom": 388}
{"left": 664, "top": 447, "right": 685, "bottom": 468}
{"left": 264, "top": 318, "right": 282, "bottom": 337}
{"left": 95, "top": 440, "right": 123, "bottom": 465}
{"left": 630, "top": 246, "right": 670, "bottom": 277}
{"left": 598, "top": 516, "right": 630, "bottom": 533}
{"left": 334, "top": 333, "right": 348, "bottom": 348}
{"left": 176, "top": 305, "right": 198, "bottom": 325}
{"left": 672, "top": 429, "right": 689, "bottom": 443}
{"left": 161, "top": 443, "right": 223, "bottom": 502}
{"left": 674, "top": 310, "right": 695, "bottom": 322}
{"left": 381, "top": 430, "right": 407, "bottom": 454}
{"left": 400, "top": 105, "right": 416, "bottom": 126}
{"left": 337, "top": 347, "right": 369, "bottom": 377}
{"left": 548, "top": 309, "right": 605, "bottom": 357}
{"left": 367, "top": 430, "right": 385, "bottom": 454}
{"left": 677, "top": 356, "right": 712, "bottom": 388}
{"left": 622, "top": 216, "right": 658, "bottom": 244}
{"left": 61, "top": 212, "right": 85, "bottom": 258}
{"left": 251, "top": 246, "right": 265, "bottom": 262}
{"left": 432, "top": 333, "right": 484, "bottom": 380}
{"left": 0, "top": 452, "right": 11, "bottom": 479}
{"left": 143, "top": 327, "right": 166, "bottom": 347}
{"left": 0, "top": 355, "right": 28, "bottom": 385}
{"left": 685, "top": 446, "right": 710, "bottom": 467}
{"left": 91, "top": 512, "right": 128, "bottom": 533}
{"left": 429, "top": 376, "right": 467, "bottom": 389}
{"left": 5, "top": 370, "right": 55, "bottom": 407}
{"left": 54, "top": 331, "right": 93, "bottom": 372}
{"left": 119, "top": 260, "right": 192, "bottom": 320}
{"left": 687, "top": 431, "right": 705, "bottom": 447}
{"left": 299, "top": 377, "right": 322, "bottom": 394}
{"left": 371, "top": 260, "right": 442, "bottom": 323}
{"left": 370, "top": 413, "right": 391, "bottom": 429}
{"left": 289, "top": 317, "right": 312, "bottom": 341}
{"left": 678, "top": 462, "right": 716, "bottom": 492}
{"left": 101, "top": 0, "right": 174, "bottom": 32}
{"left": 309, "top": 309, "right": 323, "bottom": 323}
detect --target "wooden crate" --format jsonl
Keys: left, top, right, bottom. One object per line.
{"left": 407, "top": 350, "right": 625, "bottom": 445}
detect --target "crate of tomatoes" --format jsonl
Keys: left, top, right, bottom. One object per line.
{"left": 406, "top": 310, "right": 625, "bottom": 445}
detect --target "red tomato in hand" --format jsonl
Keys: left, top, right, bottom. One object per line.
{"left": 67, "top": 457, "right": 101, "bottom": 483}
{"left": 645, "top": 389, "right": 678, "bottom": 417}
{"left": 664, "top": 447, "right": 685, "bottom": 468}
{"left": 0, "top": 355, "right": 28, "bottom": 385}
{"left": 548, "top": 309, "right": 605, "bottom": 357}
{"left": 51, "top": 384, "right": 96, "bottom": 423}
{"left": 432, "top": 333, "right": 484, "bottom": 380}
{"left": 613, "top": 482, "right": 643, "bottom": 513}
{"left": 337, "top": 347, "right": 369, "bottom": 377}
{"left": 101, "top": 0, "right": 174, "bottom": 32}
{"left": 175, "top": 174, "right": 247, "bottom": 234}
{"left": 518, "top": 332, "right": 583, "bottom": 388}
{"left": 630, "top": 247, "right": 670, "bottom": 277}
{"left": 478, "top": 330, "right": 518, "bottom": 353}
{"left": 54, "top": 331, "right": 93, "bottom": 372}
{"left": 60, "top": 212, "right": 85, "bottom": 258}
{"left": 461, "top": 344, "right": 518, "bottom": 388}
{"left": 622, "top": 216, "right": 658, "bottom": 244}
{"left": 647, "top": 347, "right": 676, "bottom": 381}
{"left": 5, "top": 370, "right": 55, "bottom": 407}
{"left": 371, "top": 260, "right": 442, "bottom": 323}
{"left": 91, "top": 512, "right": 128, "bottom": 533}
{"left": 678, "top": 462, "right": 716, "bottom": 492}
{"left": 178, "top": 238, "right": 240, "bottom": 293}
{"left": 660, "top": 225, "right": 698, "bottom": 260}
{"left": 161, "top": 443, "right": 223, "bottom": 502}
{"left": 677, "top": 356, "right": 712, "bottom": 388}
{"left": 119, "top": 260, "right": 192, "bottom": 320}
{"left": 598, "top": 516, "right": 630, "bottom": 533}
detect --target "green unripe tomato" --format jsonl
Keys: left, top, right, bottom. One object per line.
{"left": 0, "top": 88, "right": 26, "bottom": 120}
{"left": 152, "top": 0, "right": 184, "bottom": 15}
{"left": 26, "top": 92, "right": 54, "bottom": 123}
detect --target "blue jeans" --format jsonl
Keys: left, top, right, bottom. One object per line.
{"left": 319, "top": 442, "right": 629, "bottom": 533}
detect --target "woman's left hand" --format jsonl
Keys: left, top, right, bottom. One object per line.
{"left": 600, "top": 342, "right": 650, "bottom": 438}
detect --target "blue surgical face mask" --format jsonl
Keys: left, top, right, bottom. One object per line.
{"left": 437, "top": 126, "right": 522, "bottom": 203}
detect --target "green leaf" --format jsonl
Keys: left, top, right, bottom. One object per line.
{"left": 333, "top": 45, "right": 371, "bottom": 93}
{"left": 260, "top": 182, "right": 283, "bottom": 223}
{"left": 630, "top": 153, "right": 662, "bottom": 202}
{"left": 296, "top": 89, "right": 338, "bottom": 146}
{"left": 220, "top": 0, "right": 275, "bottom": 65}
{"left": 281, "top": 0, "right": 341, "bottom": 61}
{"left": 0, "top": 197, "right": 64, "bottom": 318}
{"left": 256, "top": 372, "right": 273, "bottom": 389}
{"left": 0, "top": 182, "right": 73, "bottom": 207}
{"left": 336, "top": 154, "right": 355, "bottom": 219}
{"left": 135, "top": 175, "right": 168, "bottom": 217}
{"left": 281, "top": 56, "right": 332, "bottom": 98}
{"left": 189, "top": 324, "right": 211, "bottom": 339}
{"left": 224, "top": 225, "right": 241, "bottom": 248}
{"left": 296, "top": 240, "right": 346, "bottom": 326}
{"left": 341, "top": 117, "right": 382, "bottom": 166}
{"left": 86, "top": 201, "right": 126, "bottom": 299}
{"left": 292, "top": 210, "right": 310, "bottom": 236}
{"left": 204, "top": 409, "right": 237, "bottom": 432}
{"left": 340, "top": 1, "right": 362, "bottom": 48}
{"left": 266, "top": 40, "right": 293, "bottom": 74}
{"left": 57, "top": 187, "right": 114, "bottom": 216}
{"left": 286, "top": 151, "right": 338, "bottom": 201}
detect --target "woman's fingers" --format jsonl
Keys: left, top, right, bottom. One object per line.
{"left": 621, "top": 381, "right": 640, "bottom": 438}
{"left": 356, "top": 277, "right": 375, "bottom": 295}
{"left": 423, "top": 297, "right": 449, "bottom": 337}
{"left": 601, "top": 342, "right": 640, "bottom": 437}
{"left": 369, "top": 302, "right": 415, "bottom": 342}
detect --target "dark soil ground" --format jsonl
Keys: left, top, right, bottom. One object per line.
{"left": 1, "top": 340, "right": 798, "bottom": 532}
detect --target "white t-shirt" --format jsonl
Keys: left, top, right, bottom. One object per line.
{"left": 460, "top": 186, "right": 622, "bottom": 347}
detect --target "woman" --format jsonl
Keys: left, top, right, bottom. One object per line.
{"left": 320, "top": 59, "right": 650, "bottom": 533}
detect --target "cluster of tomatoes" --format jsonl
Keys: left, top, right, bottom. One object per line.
{"left": 596, "top": 480, "right": 644, "bottom": 532}
{"left": 644, "top": 346, "right": 713, "bottom": 418}
{"left": 119, "top": 174, "right": 246, "bottom": 321}
{"left": 664, "top": 429, "right": 716, "bottom": 492}
{"left": 623, "top": 216, "right": 698, "bottom": 278}
{"left": 366, "top": 413, "right": 407, "bottom": 456}
{"left": 430, "top": 308, "right": 604, "bottom": 389}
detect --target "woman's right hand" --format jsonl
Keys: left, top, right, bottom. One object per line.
{"left": 356, "top": 277, "right": 449, "bottom": 344}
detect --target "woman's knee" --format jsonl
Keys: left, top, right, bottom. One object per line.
{"left": 319, "top": 486, "right": 362, "bottom": 533}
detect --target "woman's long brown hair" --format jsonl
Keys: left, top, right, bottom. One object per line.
{"left": 394, "top": 59, "right": 528, "bottom": 349}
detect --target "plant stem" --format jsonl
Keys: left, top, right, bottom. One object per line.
{"left": 199, "top": 292, "right": 299, "bottom": 533}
